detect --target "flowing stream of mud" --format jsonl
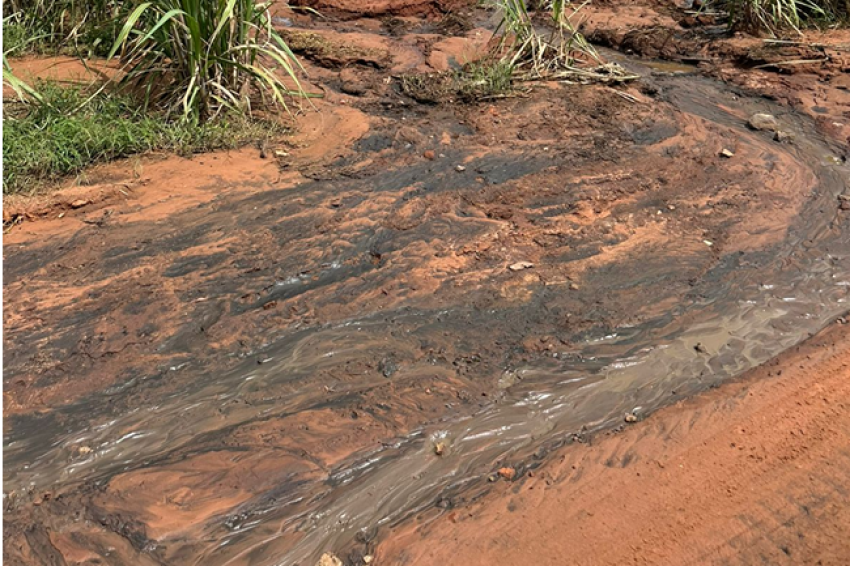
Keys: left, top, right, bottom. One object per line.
{"left": 4, "top": 67, "right": 849, "bottom": 566}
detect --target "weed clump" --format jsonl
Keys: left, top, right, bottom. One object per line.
{"left": 2, "top": 0, "right": 127, "bottom": 56}
{"left": 399, "top": 0, "right": 636, "bottom": 105}
{"left": 110, "top": 0, "right": 308, "bottom": 123}
{"left": 724, "top": 0, "right": 848, "bottom": 33}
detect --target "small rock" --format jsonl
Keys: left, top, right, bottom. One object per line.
{"left": 747, "top": 113, "right": 779, "bottom": 132}
{"left": 363, "top": 557, "right": 373, "bottom": 565}
{"left": 625, "top": 413, "right": 638, "bottom": 423}
{"left": 340, "top": 68, "right": 367, "bottom": 96}
{"left": 498, "top": 467, "right": 516, "bottom": 481}
{"left": 455, "top": 165, "right": 467, "bottom": 172}
{"left": 569, "top": 282, "right": 580, "bottom": 291}
{"left": 773, "top": 130, "right": 794, "bottom": 144}
{"left": 378, "top": 357, "right": 397, "bottom": 378}
{"left": 423, "top": 150, "right": 435, "bottom": 160}
{"left": 434, "top": 442, "right": 446, "bottom": 456}
{"left": 841, "top": 200, "right": 850, "bottom": 211}
{"left": 317, "top": 553, "right": 344, "bottom": 566}
{"left": 719, "top": 148, "right": 734, "bottom": 158}
{"left": 70, "top": 199, "right": 90, "bottom": 209}
{"left": 509, "top": 261, "right": 534, "bottom": 271}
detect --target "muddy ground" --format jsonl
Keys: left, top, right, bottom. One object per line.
{"left": 381, "top": 317, "right": 850, "bottom": 566}
{"left": 3, "top": 1, "right": 850, "bottom": 565}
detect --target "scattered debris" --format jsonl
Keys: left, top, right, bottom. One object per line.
{"left": 317, "top": 553, "right": 344, "bottom": 566}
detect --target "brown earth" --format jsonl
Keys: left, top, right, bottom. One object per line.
{"left": 380, "top": 319, "right": 850, "bottom": 566}
{"left": 3, "top": 3, "right": 850, "bottom": 566}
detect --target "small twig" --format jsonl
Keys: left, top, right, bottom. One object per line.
{"left": 608, "top": 88, "right": 641, "bottom": 103}
{"left": 762, "top": 39, "right": 850, "bottom": 53}
{"left": 753, "top": 57, "right": 829, "bottom": 68}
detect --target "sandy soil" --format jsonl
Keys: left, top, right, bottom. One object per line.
{"left": 380, "top": 318, "right": 850, "bottom": 566}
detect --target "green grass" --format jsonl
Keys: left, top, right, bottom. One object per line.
{"left": 2, "top": 0, "right": 126, "bottom": 56}
{"left": 3, "top": 83, "right": 284, "bottom": 194}
{"left": 111, "top": 0, "right": 308, "bottom": 122}
{"left": 725, "top": 0, "right": 847, "bottom": 32}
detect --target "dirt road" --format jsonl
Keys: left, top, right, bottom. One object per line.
{"left": 381, "top": 319, "right": 850, "bottom": 566}
{"left": 3, "top": 2, "right": 850, "bottom": 565}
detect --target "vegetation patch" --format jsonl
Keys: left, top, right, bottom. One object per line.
{"left": 2, "top": 0, "right": 127, "bottom": 56}
{"left": 3, "top": 83, "right": 284, "bottom": 195}
{"left": 724, "top": 0, "right": 848, "bottom": 33}
{"left": 399, "top": 59, "right": 516, "bottom": 103}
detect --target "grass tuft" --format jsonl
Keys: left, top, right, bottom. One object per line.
{"left": 3, "top": 83, "right": 284, "bottom": 194}
{"left": 110, "top": 0, "right": 310, "bottom": 123}
{"left": 724, "top": 0, "right": 848, "bottom": 33}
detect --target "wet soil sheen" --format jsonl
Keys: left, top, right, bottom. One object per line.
{"left": 4, "top": 3, "right": 850, "bottom": 566}
{"left": 380, "top": 319, "right": 850, "bottom": 566}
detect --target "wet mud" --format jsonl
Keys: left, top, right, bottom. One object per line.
{"left": 4, "top": 7, "right": 850, "bottom": 566}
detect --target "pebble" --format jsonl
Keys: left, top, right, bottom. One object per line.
{"left": 70, "top": 199, "right": 90, "bottom": 209}
{"left": 747, "top": 112, "right": 779, "bottom": 132}
{"left": 509, "top": 261, "right": 534, "bottom": 271}
{"left": 434, "top": 442, "right": 446, "bottom": 456}
{"left": 625, "top": 413, "right": 638, "bottom": 423}
{"left": 719, "top": 148, "right": 734, "bottom": 158}
{"left": 316, "top": 554, "right": 343, "bottom": 566}
{"left": 423, "top": 150, "right": 435, "bottom": 160}
{"left": 773, "top": 130, "right": 794, "bottom": 144}
{"left": 456, "top": 165, "right": 466, "bottom": 172}
{"left": 498, "top": 467, "right": 516, "bottom": 481}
